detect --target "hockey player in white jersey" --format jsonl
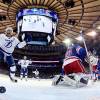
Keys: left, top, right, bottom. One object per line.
{"left": 0, "top": 27, "right": 26, "bottom": 82}
{"left": 18, "top": 56, "right": 32, "bottom": 80}
{"left": 33, "top": 69, "right": 39, "bottom": 79}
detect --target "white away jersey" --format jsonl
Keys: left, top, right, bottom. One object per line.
{"left": 0, "top": 34, "right": 20, "bottom": 54}
{"left": 33, "top": 70, "right": 39, "bottom": 76}
{"left": 89, "top": 55, "right": 98, "bottom": 66}
{"left": 18, "top": 60, "right": 32, "bottom": 68}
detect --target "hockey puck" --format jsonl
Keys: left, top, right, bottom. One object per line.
{"left": 15, "top": 79, "right": 17, "bottom": 82}
{"left": 10, "top": 77, "right": 17, "bottom": 83}
{"left": 0, "top": 86, "right": 6, "bottom": 93}
{"left": 11, "top": 79, "right": 17, "bottom": 83}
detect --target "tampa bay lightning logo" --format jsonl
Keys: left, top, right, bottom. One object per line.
{"left": 4, "top": 39, "right": 14, "bottom": 48}
{"left": 24, "top": 61, "right": 26, "bottom": 65}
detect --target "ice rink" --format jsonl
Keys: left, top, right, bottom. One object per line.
{"left": 0, "top": 74, "right": 100, "bottom": 100}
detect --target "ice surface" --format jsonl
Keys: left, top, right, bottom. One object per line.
{"left": 0, "top": 74, "right": 100, "bottom": 100}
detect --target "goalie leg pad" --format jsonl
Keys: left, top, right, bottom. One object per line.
{"left": 52, "top": 75, "right": 63, "bottom": 85}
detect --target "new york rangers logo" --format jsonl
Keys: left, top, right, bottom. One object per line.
{"left": 76, "top": 46, "right": 82, "bottom": 54}
{"left": 65, "top": 49, "right": 72, "bottom": 57}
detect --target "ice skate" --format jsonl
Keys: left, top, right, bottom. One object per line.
{"left": 10, "top": 76, "right": 17, "bottom": 83}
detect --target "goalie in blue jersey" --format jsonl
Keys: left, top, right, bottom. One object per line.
{"left": 52, "top": 44, "right": 89, "bottom": 87}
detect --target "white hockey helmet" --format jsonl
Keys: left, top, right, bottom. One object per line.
{"left": 23, "top": 56, "right": 27, "bottom": 60}
{"left": 5, "top": 27, "right": 13, "bottom": 34}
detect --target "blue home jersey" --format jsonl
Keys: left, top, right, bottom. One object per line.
{"left": 65, "top": 44, "right": 86, "bottom": 61}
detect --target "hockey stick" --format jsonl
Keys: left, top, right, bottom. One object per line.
{"left": 80, "top": 29, "right": 94, "bottom": 84}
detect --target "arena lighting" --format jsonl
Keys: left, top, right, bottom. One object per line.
{"left": 63, "top": 38, "right": 71, "bottom": 45}
{"left": 0, "top": 9, "right": 4, "bottom": 12}
{"left": 68, "top": 19, "right": 76, "bottom": 25}
{"left": 65, "top": 0, "right": 75, "bottom": 8}
{"left": 75, "top": 36, "right": 83, "bottom": 41}
{"left": 87, "top": 30, "right": 97, "bottom": 37}
{"left": 2, "top": 0, "right": 12, "bottom": 4}
{"left": 0, "top": 15, "right": 6, "bottom": 21}
{"left": 97, "top": 25, "right": 100, "bottom": 30}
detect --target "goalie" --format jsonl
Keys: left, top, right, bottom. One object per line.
{"left": 52, "top": 44, "right": 89, "bottom": 87}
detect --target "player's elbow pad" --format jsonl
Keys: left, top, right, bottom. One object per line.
{"left": 17, "top": 41, "right": 26, "bottom": 48}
